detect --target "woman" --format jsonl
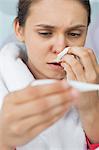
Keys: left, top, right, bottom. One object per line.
{"left": 0, "top": 0, "right": 99, "bottom": 149}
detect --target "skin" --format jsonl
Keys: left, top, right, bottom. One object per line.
{"left": 0, "top": 0, "right": 99, "bottom": 149}
{"left": 15, "top": 0, "right": 88, "bottom": 80}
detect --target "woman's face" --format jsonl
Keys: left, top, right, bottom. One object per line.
{"left": 15, "top": 0, "right": 88, "bottom": 79}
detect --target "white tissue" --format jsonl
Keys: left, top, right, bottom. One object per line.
{"left": 54, "top": 47, "right": 69, "bottom": 62}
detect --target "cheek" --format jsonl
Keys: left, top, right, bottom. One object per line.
{"left": 27, "top": 47, "right": 41, "bottom": 61}
{"left": 79, "top": 33, "right": 87, "bottom": 45}
{"left": 25, "top": 38, "right": 42, "bottom": 57}
{"left": 27, "top": 43, "right": 51, "bottom": 61}
{"left": 78, "top": 37, "right": 86, "bottom": 46}
{"left": 26, "top": 44, "right": 46, "bottom": 65}
{"left": 71, "top": 36, "right": 86, "bottom": 47}
{"left": 24, "top": 32, "right": 53, "bottom": 60}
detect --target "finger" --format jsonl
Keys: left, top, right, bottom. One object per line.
{"left": 11, "top": 88, "right": 78, "bottom": 119}
{"left": 68, "top": 47, "right": 96, "bottom": 80}
{"left": 87, "top": 49, "right": 97, "bottom": 65}
{"left": 9, "top": 80, "right": 70, "bottom": 104}
{"left": 17, "top": 112, "right": 66, "bottom": 144}
{"left": 12, "top": 101, "right": 72, "bottom": 135}
{"left": 28, "top": 109, "right": 71, "bottom": 139}
{"left": 8, "top": 112, "right": 65, "bottom": 147}
{"left": 61, "top": 62, "right": 77, "bottom": 80}
{"left": 87, "top": 49, "right": 99, "bottom": 72}
{"left": 62, "top": 55, "right": 86, "bottom": 81}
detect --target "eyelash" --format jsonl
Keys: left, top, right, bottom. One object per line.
{"left": 38, "top": 32, "right": 53, "bottom": 38}
{"left": 38, "top": 31, "right": 81, "bottom": 39}
{"left": 67, "top": 32, "right": 81, "bottom": 37}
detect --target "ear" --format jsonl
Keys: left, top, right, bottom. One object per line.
{"left": 14, "top": 18, "right": 25, "bottom": 42}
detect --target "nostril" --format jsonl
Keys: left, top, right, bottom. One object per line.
{"left": 55, "top": 50, "right": 61, "bottom": 54}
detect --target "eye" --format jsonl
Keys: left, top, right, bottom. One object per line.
{"left": 38, "top": 31, "right": 53, "bottom": 38}
{"left": 67, "top": 32, "right": 81, "bottom": 38}
{"left": 67, "top": 30, "right": 82, "bottom": 38}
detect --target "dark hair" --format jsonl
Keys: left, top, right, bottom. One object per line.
{"left": 17, "top": 0, "right": 91, "bottom": 26}
{"left": 17, "top": 0, "right": 32, "bottom": 26}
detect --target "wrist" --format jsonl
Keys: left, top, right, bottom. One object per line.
{"left": 80, "top": 109, "right": 99, "bottom": 143}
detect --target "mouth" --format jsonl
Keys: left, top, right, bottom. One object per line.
{"left": 47, "top": 62, "right": 64, "bottom": 70}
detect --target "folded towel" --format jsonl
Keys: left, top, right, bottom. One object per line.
{"left": 0, "top": 42, "right": 34, "bottom": 92}
{"left": 0, "top": 42, "right": 86, "bottom": 150}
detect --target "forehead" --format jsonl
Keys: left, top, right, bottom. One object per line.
{"left": 26, "top": 0, "right": 88, "bottom": 27}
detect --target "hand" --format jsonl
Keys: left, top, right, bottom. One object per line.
{"left": 61, "top": 47, "right": 99, "bottom": 142}
{"left": 61, "top": 47, "right": 99, "bottom": 109}
{"left": 61, "top": 47, "right": 99, "bottom": 82}
{"left": 0, "top": 80, "right": 79, "bottom": 148}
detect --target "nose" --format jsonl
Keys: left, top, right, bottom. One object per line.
{"left": 52, "top": 35, "right": 68, "bottom": 54}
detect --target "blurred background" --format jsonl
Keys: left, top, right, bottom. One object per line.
{"left": 0, "top": 0, "right": 99, "bottom": 59}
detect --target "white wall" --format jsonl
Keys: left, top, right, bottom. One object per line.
{"left": 85, "top": 1, "right": 99, "bottom": 60}
{"left": 0, "top": 0, "right": 18, "bottom": 47}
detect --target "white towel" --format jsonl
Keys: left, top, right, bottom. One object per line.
{"left": 0, "top": 43, "right": 86, "bottom": 150}
{"left": 0, "top": 42, "right": 34, "bottom": 92}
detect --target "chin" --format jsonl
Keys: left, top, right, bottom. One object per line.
{"left": 47, "top": 72, "right": 66, "bottom": 80}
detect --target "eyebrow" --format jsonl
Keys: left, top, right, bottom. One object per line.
{"left": 66, "top": 25, "right": 87, "bottom": 31}
{"left": 35, "top": 24, "right": 87, "bottom": 30}
{"left": 35, "top": 24, "right": 55, "bottom": 29}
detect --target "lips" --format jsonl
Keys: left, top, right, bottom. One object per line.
{"left": 47, "top": 62, "right": 61, "bottom": 66}
{"left": 47, "top": 61, "right": 64, "bottom": 70}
